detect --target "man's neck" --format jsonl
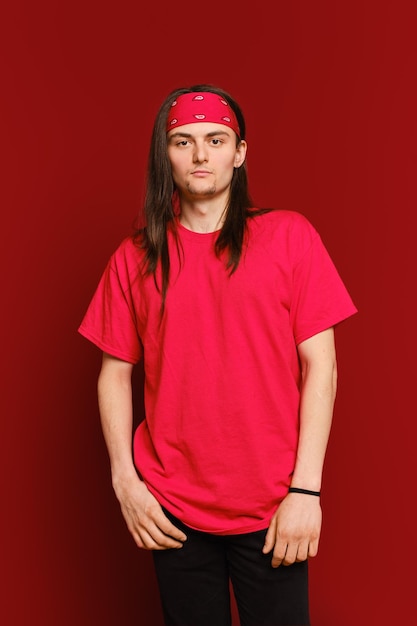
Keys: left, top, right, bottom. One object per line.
{"left": 179, "top": 198, "right": 226, "bottom": 233}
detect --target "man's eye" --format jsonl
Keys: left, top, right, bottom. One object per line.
{"left": 211, "top": 139, "right": 222, "bottom": 145}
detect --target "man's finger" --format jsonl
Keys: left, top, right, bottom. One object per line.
{"left": 282, "top": 543, "right": 298, "bottom": 566}
{"left": 138, "top": 521, "right": 186, "bottom": 549}
{"left": 262, "top": 518, "right": 276, "bottom": 554}
{"left": 153, "top": 511, "right": 188, "bottom": 543}
{"left": 271, "top": 538, "right": 287, "bottom": 568}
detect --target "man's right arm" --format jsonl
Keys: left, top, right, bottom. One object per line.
{"left": 97, "top": 352, "right": 187, "bottom": 549}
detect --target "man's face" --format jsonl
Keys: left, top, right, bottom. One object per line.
{"left": 167, "top": 122, "right": 247, "bottom": 201}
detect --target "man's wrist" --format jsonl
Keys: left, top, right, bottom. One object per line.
{"left": 288, "top": 487, "right": 321, "bottom": 497}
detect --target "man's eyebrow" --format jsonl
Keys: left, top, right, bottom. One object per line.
{"left": 168, "top": 130, "right": 231, "bottom": 140}
{"left": 168, "top": 132, "right": 193, "bottom": 139}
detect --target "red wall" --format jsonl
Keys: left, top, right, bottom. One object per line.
{"left": 3, "top": 2, "right": 415, "bottom": 624}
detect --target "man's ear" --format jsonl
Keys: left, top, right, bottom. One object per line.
{"left": 234, "top": 140, "right": 247, "bottom": 168}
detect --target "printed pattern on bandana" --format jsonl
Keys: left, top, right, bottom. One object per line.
{"left": 166, "top": 92, "right": 241, "bottom": 137}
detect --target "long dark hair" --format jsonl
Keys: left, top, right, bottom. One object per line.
{"left": 135, "top": 83, "right": 267, "bottom": 305}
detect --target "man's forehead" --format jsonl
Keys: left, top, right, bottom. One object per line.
{"left": 167, "top": 122, "right": 235, "bottom": 139}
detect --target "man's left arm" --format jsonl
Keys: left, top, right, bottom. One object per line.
{"left": 263, "top": 327, "right": 337, "bottom": 567}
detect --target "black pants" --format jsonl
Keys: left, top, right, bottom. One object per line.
{"left": 152, "top": 510, "right": 310, "bottom": 626}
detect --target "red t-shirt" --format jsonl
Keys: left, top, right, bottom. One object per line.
{"left": 79, "top": 210, "right": 357, "bottom": 534}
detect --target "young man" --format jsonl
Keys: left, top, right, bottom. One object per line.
{"left": 79, "top": 84, "right": 357, "bottom": 626}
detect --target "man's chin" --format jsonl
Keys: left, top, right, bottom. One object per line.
{"left": 186, "top": 184, "right": 216, "bottom": 197}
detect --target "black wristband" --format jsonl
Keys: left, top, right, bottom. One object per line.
{"left": 288, "top": 487, "right": 321, "bottom": 497}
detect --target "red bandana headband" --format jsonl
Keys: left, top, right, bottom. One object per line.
{"left": 166, "top": 92, "right": 241, "bottom": 138}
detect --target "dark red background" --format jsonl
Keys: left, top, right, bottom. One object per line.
{"left": 2, "top": 1, "right": 415, "bottom": 624}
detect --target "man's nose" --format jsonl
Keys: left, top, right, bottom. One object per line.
{"left": 193, "top": 141, "right": 208, "bottom": 163}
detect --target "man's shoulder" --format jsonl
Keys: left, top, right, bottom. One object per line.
{"left": 248, "top": 208, "right": 316, "bottom": 236}
{"left": 111, "top": 233, "right": 144, "bottom": 261}
{"left": 106, "top": 234, "right": 147, "bottom": 283}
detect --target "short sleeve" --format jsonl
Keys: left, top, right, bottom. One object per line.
{"left": 290, "top": 231, "right": 358, "bottom": 345}
{"left": 78, "top": 239, "right": 143, "bottom": 364}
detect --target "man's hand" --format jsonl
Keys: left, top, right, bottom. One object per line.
{"left": 114, "top": 474, "right": 187, "bottom": 550}
{"left": 97, "top": 353, "right": 187, "bottom": 551}
{"left": 262, "top": 493, "right": 322, "bottom": 567}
